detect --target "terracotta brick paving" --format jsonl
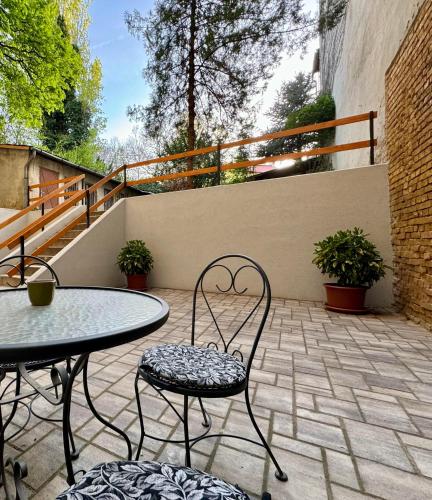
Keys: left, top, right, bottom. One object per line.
{"left": 3, "top": 288, "right": 432, "bottom": 499}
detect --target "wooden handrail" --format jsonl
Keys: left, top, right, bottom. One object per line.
{"left": 29, "top": 184, "right": 122, "bottom": 262}
{"left": 29, "top": 190, "right": 84, "bottom": 202}
{"left": 125, "top": 112, "right": 377, "bottom": 170}
{"left": 127, "top": 139, "right": 376, "bottom": 186}
{"left": 28, "top": 175, "right": 83, "bottom": 190}
{"left": 88, "top": 165, "right": 124, "bottom": 194}
{"left": 1, "top": 189, "right": 86, "bottom": 250}
{"left": 0, "top": 175, "right": 84, "bottom": 233}
{"left": 90, "top": 182, "right": 124, "bottom": 212}
{"left": 31, "top": 211, "right": 87, "bottom": 259}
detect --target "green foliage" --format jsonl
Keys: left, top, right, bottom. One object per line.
{"left": 286, "top": 94, "right": 336, "bottom": 149}
{"left": 155, "top": 125, "right": 220, "bottom": 190}
{"left": 125, "top": 0, "right": 314, "bottom": 151}
{"left": 117, "top": 240, "right": 154, "bottom": 276}
{"left": 38, "top": 2, "right": 105, "bottom": 174}
{"left": 0, "top": 0, "right": 83, "bottom": 128}
{"left": 267, "top": 72, "right": 314, "bottom": 130}
{"left": 52, "top": 129, "right": 106, "bottom": 173}
{"left": 41, "top": 88, "right": 92, "bottom": 151}
{"left": 286, "top": 93, "right": 336, "bottom": 148}
{"left": 318, "top": 0, "right": 348, "bottom": 33}
{"left": 312, "top": 228, "right": 388, "bottom": 287}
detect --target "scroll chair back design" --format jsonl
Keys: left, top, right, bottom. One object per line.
{"left": 191, "top": 254, "right": 271, "bottom": 377}
{"left": 135, "top": 255, "right": 288, "bottom": 485}
{"left": 0, "top": 254, "right": 60, "bottom": 288}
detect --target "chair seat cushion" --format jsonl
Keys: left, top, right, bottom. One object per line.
{"left": 57, "top": 460, "right": 250, "bottom": 499}
{"left": 140, "top": 344, "right": 246, "bottom": 390}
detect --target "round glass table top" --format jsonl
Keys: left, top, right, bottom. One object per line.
{"left": 0, "top": 287, "right": 169, "bottom": 363}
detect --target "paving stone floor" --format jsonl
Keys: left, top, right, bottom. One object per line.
{"left": 2, "top": 288, "right": 432, "bottom": 499}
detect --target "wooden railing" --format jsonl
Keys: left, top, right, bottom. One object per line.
{"left": 125, "top": 111, "right": 377, "bottom": 187}
{"left": 0, "top": 111, "right": 376, "bottom": 272}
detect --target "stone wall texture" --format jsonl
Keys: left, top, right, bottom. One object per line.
{"left": 386, "top": 0, "right": 432, "bottom": 329}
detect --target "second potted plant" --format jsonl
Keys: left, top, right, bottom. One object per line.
{"left": 313, "top": 227, "right": 388, "bottom": 313}
{"left": 117, "top": 240, "right": 154, "bottom": 291}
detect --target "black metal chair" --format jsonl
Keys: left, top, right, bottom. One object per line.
{"left": 56, "top": 460, "right": 272, "bottom": 499}
{"left": 0, "top": 255, "right": 76, "bottom": 454}
{"left": 134, "top": 255, "right": 288, "bottom": 483}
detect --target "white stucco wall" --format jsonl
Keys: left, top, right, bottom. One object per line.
{"left": 50, "top": 166, "right": 394, "bottom": 308}
{"left": 324, "top": 0, "right": 423, "bottom": 169}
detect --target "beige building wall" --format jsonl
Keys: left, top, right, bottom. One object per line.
{"left": 0, "top": 148, "right": 29, "bottom": 209}
{"left": 322, "top": 0, "right": 423, "bottom": 170}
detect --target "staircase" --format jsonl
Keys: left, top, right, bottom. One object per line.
{"left": 0, "top": 211, "right": 104, "bottom": 286}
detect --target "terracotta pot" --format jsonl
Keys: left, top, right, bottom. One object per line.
{"left": 126, "top": 274, "right": 148, "bottom": 291}
{"left": 324, "top": 283, "right": 368, "bottom": 314}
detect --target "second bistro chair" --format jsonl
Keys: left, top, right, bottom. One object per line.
{"left": 0, "top": 255, "right": 76, "bottom": 456}
{"left": 135, "top": 254, "right": 288, "bottom": 482}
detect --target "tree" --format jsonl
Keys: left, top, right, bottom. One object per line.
{"left": 99, "top": 127, "right": 155, "bottom": 174}
{"left": 319, "top": 0, "right": 348, "bottom": 33}
{"left": 40, "top": 0, "right": 104, "bottom": 172}
{"left": 267, "top": 72, "right": 314, "bottom": 130}
{"left": 0, "top": 0, "right": 83, "bottom": 128}
{"left": 41, "top": 88, "right": 92, "bottom": 151}
{"left": 259, "top": 72, "right": 314, "bottom": 156}
{"left": 152, "top": 125, "right": 220, "bottom": 191}
{"left": 125, "top": 1, "right": 314, "bottom": 167}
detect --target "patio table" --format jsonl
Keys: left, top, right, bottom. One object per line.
{"left": 0, "top": 286, "right": 169, "bottom": 498}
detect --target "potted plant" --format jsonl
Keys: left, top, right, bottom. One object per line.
{"left": 312, "top": 227, "right": 388, "bottom": 313}
{"left": 117, "top": 240, "right": 154, "bottom": 291}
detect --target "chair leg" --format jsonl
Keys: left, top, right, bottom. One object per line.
{"left": 134, "top": 372, "right": 145, "bottom": 460}
{"left": 198, "top": 397, "right": 209, "bottom": 427}
{"left": 3, "top": 371, "right": 21, "bottom": 432}
{"left": 183, "top": 395, "right": 191, "bottom": 467}
{"left": 245, "top": 389, "right": 288, "bottom": 482}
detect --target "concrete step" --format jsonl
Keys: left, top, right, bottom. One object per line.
{"left": 55, "top": 237, "right": 74, "bottom": 248}
{"left": 0, "top": 264, "right": 43, "bottom": 286}
{"left": 42, "top": 246, "right": 63, "bottom": 257}
{"left": 63, "top": 229, "right": 84, "bottom": 239}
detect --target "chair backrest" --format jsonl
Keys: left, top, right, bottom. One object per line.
{"left": 0, "top": 254, "right": 60, "bottom": 287}
{"left": 191, "top": 254, "right": 271, "bottom": 375}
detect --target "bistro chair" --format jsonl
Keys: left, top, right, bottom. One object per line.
{"left": 134, "top": 254, "right": 288, "bottom": 482}
{"left": 56, "top": 460, "right": 272, "bottom": 499}
{"left": 0, "top": 254, "right": 76, "bottom": 456}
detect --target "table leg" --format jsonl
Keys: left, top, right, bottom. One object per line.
{"left": 62, "top": 354, "right": 132, "bottom": 486}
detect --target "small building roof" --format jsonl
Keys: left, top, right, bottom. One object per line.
{"left": 0, "top": 144, "right": 145, "bottom": 194}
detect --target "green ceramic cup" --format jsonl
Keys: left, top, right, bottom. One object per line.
{"left": 27, "top": 279, "right": 56, "bottom": 306}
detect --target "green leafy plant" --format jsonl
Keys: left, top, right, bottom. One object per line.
{"left": 117, "top": 240, "right": 154, "bottom": 276}
{"left": 313, "top": 228, "right": 388, "bottom": 287}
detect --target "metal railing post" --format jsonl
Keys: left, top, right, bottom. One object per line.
{"left": 216, "top": 142, "right": 221, "bottom": 185}
{"left": 369, "top": 111, "right": 375, "bottom": 165}
{"left": 123, "top": 164, "right": 127, "bottom": 186}
{"left": 86, "top": 190, "right": 91, "bottom": 228}
{"left": 19, "top": 236, "right": 25, "bottom": 285}
{"left": 41, "top": 202, "right": 45, "bottom": 231}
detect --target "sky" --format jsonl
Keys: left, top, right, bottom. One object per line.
{"left": 88, "top": 0, "right": 319, "bottom": 141}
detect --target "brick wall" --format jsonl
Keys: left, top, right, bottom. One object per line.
{"left": 386, "top": 0, "right": 432, "bottom": 329}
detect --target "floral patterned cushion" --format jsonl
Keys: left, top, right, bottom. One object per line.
{"left": 140, "top": 344, "right": 246, "bottom": 389}
{"left": 56, "top": 461, "right": 250, "bottom": 499}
